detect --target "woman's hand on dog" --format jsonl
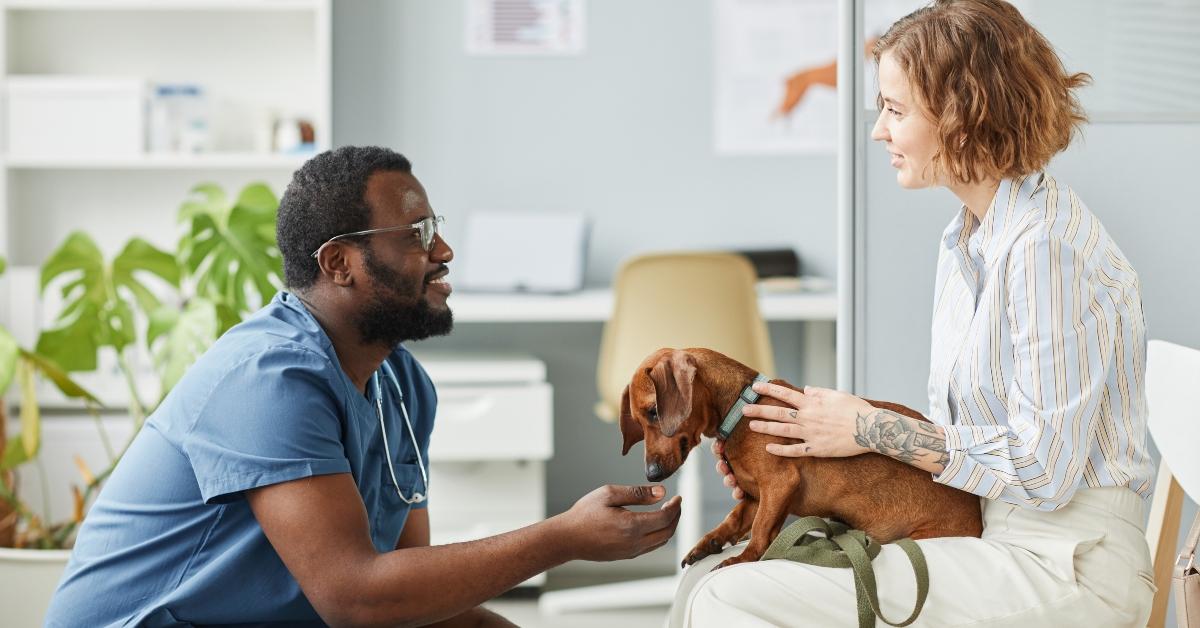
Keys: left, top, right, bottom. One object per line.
{"left": 744, "top": 384, "right": 876, "bottom": 458}
{"left": 711, "top": 385, "right": 876, "bottom": 499}
{"left": 555, "top": 484, "right": 682, "bottom": 562}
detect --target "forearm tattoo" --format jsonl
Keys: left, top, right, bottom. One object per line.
{"left": 854, "top": 409, "right": 950, "bottom": 468}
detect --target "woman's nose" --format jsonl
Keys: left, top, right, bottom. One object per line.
{"left": 870, "top": 112, "right": 888, "bottom": 142}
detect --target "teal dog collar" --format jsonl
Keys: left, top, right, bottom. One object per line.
{"left": 717, "top": 374, "right": 770, "bottom": 440}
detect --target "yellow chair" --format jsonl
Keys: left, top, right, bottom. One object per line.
{"left": 1144, "top": 340, "right": 1200, "bottom": 628}
{"left": 540, "top": 251, "right": 775, "bottom": 614}
{"left": 595, "top": 251, "right": 775, "bottom": 421}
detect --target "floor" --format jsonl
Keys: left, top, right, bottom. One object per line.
{"left": 484, "top": 599, "right": 668, "bottom": 628}
{"left": 482, "top": 551, "right": 675, "bottom": 628}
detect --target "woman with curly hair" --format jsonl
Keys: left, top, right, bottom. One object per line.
{"left": 674, "top": 1, "right": 1156, "bottom": 625}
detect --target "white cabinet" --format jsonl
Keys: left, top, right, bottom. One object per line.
{"left": 415, "top": 352, "right": 554, "bottom": 587}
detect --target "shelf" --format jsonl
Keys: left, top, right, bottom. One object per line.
{"left": 4, "top": 0, "right": 320, "bottom": 11}
{"left": 445, "top": 287, "right": 838, "bottom": 323}
{"left": 3, "top": 152, "right": 312, "bottom": 170}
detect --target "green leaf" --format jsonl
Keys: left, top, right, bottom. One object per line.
{"left": 37, "top": 232, "right": 181, "bottom": 373}
{"left": 0, "top": 254, "right": 7, "bottom": 276}
{"left": 149, "top": 300, "right": 219, "bottom": 395}
{"left": 177, "top": 183, "right": 228, "bottom": 225}
{"left": 20, "top": 349, "right": 100, "bottom": 404}
{"left": 235, "top": 182, "right": 278, "bottom": 215}
{"left": 146, "top": 305, "right": 180, "bottom": 347}
{"left": 0, "top": 326, "right": 17, "bottom": 394}
{"left": 40, "top": 232, "right": 105, "bottom": 297}
{"left": 17, "top": 360, "right": 39, "bottom": 460}
{"left": 112, "top": 238, "right": 181, "bottom": 314}
{"left": 36, "top": 304, "right": 102, "bottom": 372}
{"left": 177, "top": 182, "right": 282, "bottom": 317}
{"left": 1, "top": 438, "right": 30, "bottom": 471}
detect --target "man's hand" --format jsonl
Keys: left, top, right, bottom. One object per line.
{"left": 555, "top": 484, "right": 681, "bottom": 562}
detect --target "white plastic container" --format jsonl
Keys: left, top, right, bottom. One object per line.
{"left": 5, "top": 75, "right": 146, "bottom": 158}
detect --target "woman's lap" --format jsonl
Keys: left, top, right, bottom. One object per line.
{"left": 668, "top": 488, "right": 1154, "bottom": 627}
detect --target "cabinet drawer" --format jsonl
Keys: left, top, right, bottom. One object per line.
{"left": 427, "top": 461, "right": 546, "bottom": 586}
{"left": 427, "top": 384, "right": 552, "bottom": 461}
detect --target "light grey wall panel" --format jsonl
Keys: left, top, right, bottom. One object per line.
{"left": 333, "top": 0, "right": 838, "bottom": 284}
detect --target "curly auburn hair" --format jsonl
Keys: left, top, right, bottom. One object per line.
{"left": 873, "top": 0, "right": 1091, "bottom": 184}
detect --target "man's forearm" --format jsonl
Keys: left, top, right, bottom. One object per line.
{"left": 853, "top": 408, "right": 949, "bottom": 475}
{"left": 344, "top": 515, "right": 574, "bottom": 627}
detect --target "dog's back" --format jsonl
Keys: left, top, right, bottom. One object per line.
{"left": 722, "top": 380, "right": 983, "bottom": 542}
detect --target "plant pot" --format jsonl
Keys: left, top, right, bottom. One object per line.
{"left": 0, "top": 547, "right": 71, "bottom": 627}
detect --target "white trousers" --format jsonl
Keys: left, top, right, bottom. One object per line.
{"left": 668, "top": 487, "right": 1155, "bottom": 627}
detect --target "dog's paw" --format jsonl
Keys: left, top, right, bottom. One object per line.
{"left": 712, "top": 555, "right": 751, "bottom": 571}
{"left": 681, "top": 537, "right": 728, "bottom": 568}
{"left": 681, "top": 549, "right": 707, "bottom": 568}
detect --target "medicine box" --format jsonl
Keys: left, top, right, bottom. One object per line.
{"left": 6, "top": 76, "right": 146, "bottom": 158}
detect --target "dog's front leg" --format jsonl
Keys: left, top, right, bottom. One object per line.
{"left": 682, "top": 498, "right": 759, "bottom": 567}
{"left": 715, "top": 487, "right": 790, "bottom": 570}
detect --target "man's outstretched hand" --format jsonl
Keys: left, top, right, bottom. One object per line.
{"left": 555, "top": 484, "right": 682, "bottom": 562}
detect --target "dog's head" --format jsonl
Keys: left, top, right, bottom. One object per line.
{"left": 619, "top": 348, "right": 712, "bottom": 482}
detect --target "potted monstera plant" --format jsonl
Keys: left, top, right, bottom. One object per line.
{"left": 0, "top": 182, "right": 283, "bottom": 625}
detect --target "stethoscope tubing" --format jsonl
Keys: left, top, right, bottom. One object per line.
{"left": 374, "top": 360, "right": 429, "bottom": 505}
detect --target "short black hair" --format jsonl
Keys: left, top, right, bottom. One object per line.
{"left": 277, "top": 146, "right": 413, "bottom": 289}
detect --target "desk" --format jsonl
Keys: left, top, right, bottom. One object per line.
{"left": 447, "top": 288, "right": 838, "bottom": 322}
{"left": 446, "top": 288, "right": 838, "bottom": 390}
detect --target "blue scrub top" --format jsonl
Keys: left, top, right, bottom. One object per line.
{"left": 45, "top": 291, "right": 436, "bottom": 627}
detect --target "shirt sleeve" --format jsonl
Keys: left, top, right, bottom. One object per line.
{"left": 183, "top": 346, "right": 351, "bottom": 504}
{"left": 933, "top": 232, "right": 1116, "bottom": 511}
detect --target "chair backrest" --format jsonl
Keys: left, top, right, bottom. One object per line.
{"left": 595, "top": 252, "right": 775, "bottom": 421}
{"left": 1144, "top": 339, "right": 1200, "bottom": 628}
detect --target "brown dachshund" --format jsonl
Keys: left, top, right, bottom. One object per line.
{"left": 619, "top": 347, "right": 982, "bottom": 570}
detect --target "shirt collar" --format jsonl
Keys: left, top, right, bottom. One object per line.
{"left": 941, "top": 172, "right": 1047, "bottom": 269}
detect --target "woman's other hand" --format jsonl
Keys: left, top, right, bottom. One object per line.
{"left": 710, "top": 440, "right": 745, "bottom": 501}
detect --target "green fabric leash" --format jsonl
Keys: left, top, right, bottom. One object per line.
{"left": 761, "top": 516, "right": 929, "bottom": 628}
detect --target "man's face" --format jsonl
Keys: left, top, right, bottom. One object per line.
{"left": 354, "top": 170, "right": 455, "bottom": 347}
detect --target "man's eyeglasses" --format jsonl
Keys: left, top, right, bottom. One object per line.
{"left": 311, "top": 215, "right": 445, "bottom": 259}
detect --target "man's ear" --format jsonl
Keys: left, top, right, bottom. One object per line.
{"left": 619, "top": 385, "right": 644, "bottom": 456}
{"left": 649, "top": 350, "right": 697, "bottom": 437}
{"left": 315, "top": 243, "right": 356, "bottom": 286}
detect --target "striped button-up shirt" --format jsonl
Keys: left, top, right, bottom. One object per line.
{"left": 927, "top": 172, "right": 1154, "bottom": 511}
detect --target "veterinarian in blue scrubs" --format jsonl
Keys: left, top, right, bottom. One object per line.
{"left": 47, "top": 146, "right": 681, "bottom": 627}
{"left": 681, "top": 2, "right": 1156, "bottom": 626}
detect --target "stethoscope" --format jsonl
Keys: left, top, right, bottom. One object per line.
{"left": 372, "top": 360, "right": 429, "bottom": 505}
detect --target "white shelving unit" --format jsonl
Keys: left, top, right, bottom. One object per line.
{"left": 0, "top": 0, "right": 331, "bottom": 267}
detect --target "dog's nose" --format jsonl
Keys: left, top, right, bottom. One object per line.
{"left": 646, "top": 462, "right": 665, "bottom": 482}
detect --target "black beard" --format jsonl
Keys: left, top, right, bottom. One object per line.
{"left": 355, "top": 250, "right": 453, "bottom": 347}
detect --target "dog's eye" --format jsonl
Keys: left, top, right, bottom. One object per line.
{"left": 647, "top": 407, "right": 658, "bottom": 422}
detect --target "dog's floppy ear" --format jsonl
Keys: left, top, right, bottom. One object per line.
{"left": 649, "top": 350, "right": 697, "bottom": 437}
{"left": 619, "top": 385, "right": 644, "bottom": 456}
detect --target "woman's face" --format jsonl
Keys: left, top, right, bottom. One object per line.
{"left": 871, "top": 52, "right": 940, "bottom": 189}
